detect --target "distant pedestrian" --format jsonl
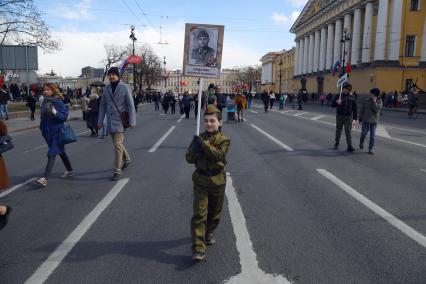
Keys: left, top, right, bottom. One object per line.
{"left": 359, "top": 88, "right": 382, "bottom": 155}
{"left": 0, "top": 85, "right": 10, "bottom": 120}
{"left": 269, "top": 91, "right": 275, "bottom": 109}
{"left": 235, "top": 92, "right": 246, "bottom": 122}
{"left": 170, "top": 94, "right": 176, "bottom": 114}
{"left": 278, "top": 93, "right": 285, "bottom": 110}
{"left": 261, "top": 91, "right": 269, "bottom": 112}
{"left": 87, "top": 90, "right": 100, "bottom": 137}
{"left": 297, "top": 91, "right": 303, "bottom": 110}
{"left": 27, "top": 90, "right": 37, "bottom": 120}
{"left": 153, "top": 93, "right": 160, "bottom": 111}
{"left": 182, "top": 92, "right": 192, "bottom": 119}
{"left": 331, "top": 82, "right": 357, "bottom": 152}
{"left": 97, "top": 67, "right": 136, "bottom": 181}
{"left": 35, "top": 83, "right": 74, "bottom": 187}
{"left": 185, "top": 105, "right": 230, "bottom": 261}
{"left": 326, "top": 93, "right": 333, "bottom": 106}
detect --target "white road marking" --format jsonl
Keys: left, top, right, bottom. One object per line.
{"left": 317, "top": 169, "right": 426, "bottom": 249}
{"left": 280, "top": 110, "right": 296, "bottom": 114}
{"left": 148, "top": 126, "right": 176, "bottom": 153}
{"left": 311, "top": 115, "right": 326, "bottom": 121}
{"left": 225, "top": 173, "right": 290, "bottom": 284}
{"left": 0, "top": 178, "right": 36, "bottom": 198}
{"left": 293, "top": 112, "right": 308, "bottom": 117}
{"left": 250, "top": 124, "right": 294, "bottom": 151}
{"left": 24, "top": 178, "right": 130, "bottom": 284}
{"left": 76, "top": 130, "right": 91, "bottom": 136}
{"left": 177, "top": 115, "right": 185, "bottom": 123}
{"left": 34, "top": 145, "right": 47, "bottom": 150}
{"left": 160, "top": 113, "right": 166, "bottom": 116}
{"left": 376, "top": 125, "right": 391, "bottom": 138}
{"left": 248, "top": 110, "right": 258, "bottom": 114}
{"left": 420, "top": 169, "right": 426, "bottom": 173}
{"left": 387, "top": 126, "right": 426, "bottom": 135}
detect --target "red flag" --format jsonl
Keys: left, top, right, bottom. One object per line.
{"left": 127, "top": 55, "right": 142, "bottom": 64}
{"left": 345, "top": 63, "right": 352, "bottom": 74}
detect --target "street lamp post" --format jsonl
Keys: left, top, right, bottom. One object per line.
{"left": 340, "top": 29, "right": 351, "bottom": 77}
{"left": 129, "top": 25, "right": 137, "bottom": 92}
{"left": 278, "top": 59, "right": 283, "bottom": 95}
{"left": 176, "top": 69, "right": 181, "bottom": 93}
{"left": 163, "top": 56, "right": 167, "bottom": 93}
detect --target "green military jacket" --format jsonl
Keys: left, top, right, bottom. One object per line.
{"left": 186, "top": 131, "right": 231, "bottom": 187}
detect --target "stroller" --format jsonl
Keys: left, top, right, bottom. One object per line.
{"left": 226, "top": 98, "right": 236, "bottom": 123}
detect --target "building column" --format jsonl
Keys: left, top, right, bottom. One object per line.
{"left": 362, "top": 1, "right": 374, "bottom": 63}
{"left": 351, "top": 8, "right": 362, "bottom": 65}
{"left": 299, "top": 39, "right": 305, "bottom": 75}
{"left": 343, "top": 13, "right": 352, "bottom": 64}
{"left": 303, "top": 36, "right": 309, "bottom": 74}
{"left": 294, "top": 40, "right": 300, "bottom": 75}
{"left": 374, "top": 0, "right": 389, "bottom": 61}
{"left": 308, "top": 33, "right": 315, "bottom": 73}
{"left": 314, "top": 30, "right": 321, "bottom": 72}
{"left": 326, "top": 23, "right": 334, "bottom": 70}
{"left": 421, "top": 16, "right": 426, "bottom": 65}
{"left": 334, "top": 19, "right": 342, "bottom": 64}
{"left": 320, "top": 27, "right": 327, "bottom": 71}
{"left": 388, "top": 0, "right": 403, "bottom": 62}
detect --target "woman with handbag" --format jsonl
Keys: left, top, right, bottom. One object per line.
{"left": 35, "top": 83, "right": 74, "bottom": 187}
{"left": 0, "top": 118, "right": 13, "bottom": 230}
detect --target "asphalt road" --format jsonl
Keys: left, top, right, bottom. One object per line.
{"left": 0, "top": 102, "right": 425, "bottom": 284}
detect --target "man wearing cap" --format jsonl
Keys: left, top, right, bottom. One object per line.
{"left": 186, "top": 104, "right": 230, "bottom": 261}
{"left": 98, "top": 67, "right": 136, "bottom": 181}
{"left": 331, "top": 82, "right": 358, "bottom": 152}
{"left": 190, "top": 29, "right": 216, "bottom": 66}
{"left": 358, "top": 88, "right": 383, "bottom": 155}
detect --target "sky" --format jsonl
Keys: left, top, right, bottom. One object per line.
{"left": 33, "top": 0, "right": 308, "bottom": 77}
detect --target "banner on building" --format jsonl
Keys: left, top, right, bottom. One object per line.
{"left": 182, "top": 23, "right": 224, "bottom": 79}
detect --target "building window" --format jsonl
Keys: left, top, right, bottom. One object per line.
{"left": 410, "top": 0, "right": 420, "bottom": 11}
{"left": 405, "top": 36, "right": 416, "bottom": 57}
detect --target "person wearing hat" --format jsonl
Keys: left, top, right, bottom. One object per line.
{"left": 185, "top": 104, "right": 231, "bottom": 261}
{"left": 190, "top": 29, "right": 216, "bottom": 66}
{"left": 331, "top": 82, "right": 358, "bottom": 152}
{"left": 358, "top": 88, "right": 382, "bottom": 155}
{"left": 97, "top": 67, "right": 136, "bottom": 181}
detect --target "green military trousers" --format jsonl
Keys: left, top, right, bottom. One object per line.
{"left": 335, "top": 115, "right": 353, "bottom": 146}
{"left": 191, "top": 183, "right": 226, "bottom": 253}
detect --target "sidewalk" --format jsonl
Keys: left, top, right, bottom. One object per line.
{"left": 5, "top": 110, "right": 82, "bottom": 134}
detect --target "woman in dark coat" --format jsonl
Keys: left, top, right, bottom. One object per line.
{"left": 86, "top": 92, "right": 100, "bottom": 137}
{"left": 0, "top": 119, "right": 13, "bottom": 230}
{"left": 162, "top": 94, "right": 170, "bottom": 114}
{"left": 27, "top": 90, "right": 37, "bottom": 120}
{"left": 35, "top": 83, "right": 74, "bottom": 187}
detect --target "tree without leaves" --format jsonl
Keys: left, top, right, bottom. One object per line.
{"left": 101, "top": 44, "right": 128, "bottom": 82}
{"left": 231, "top": 65, "right": 262, "bottom": 91}
{"left": 0, "top": 0, "right": 60, "bottom": 51}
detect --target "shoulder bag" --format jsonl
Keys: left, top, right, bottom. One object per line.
{"left": 108, "top": 88, "right": 130, "bottom": 129}
{"left": 59, "top": 123, "right": 77, "bottom": 145}
{"left": 0, "top": 135, "right": 14, "bottom": 154}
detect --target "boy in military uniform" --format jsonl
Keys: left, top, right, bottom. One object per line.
{"left": 185, "top": 104, "right": 231, "bottom": 261}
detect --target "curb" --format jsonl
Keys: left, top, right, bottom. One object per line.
{"left": 9, "top": 117, "right": 81, "bottom": 134}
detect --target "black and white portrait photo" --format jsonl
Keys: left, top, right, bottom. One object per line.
{"left": 189, "top": 28, "right": 218, "bottom": 66}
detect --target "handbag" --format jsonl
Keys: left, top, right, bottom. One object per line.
{"left": 59, "top": 123, "right": 77, "bottom": 145}
{"left": 108, "top": 89, "right": 130, "bottom": 129}
{"left": 0, "top": 135, "right": 14, "bottom": 154}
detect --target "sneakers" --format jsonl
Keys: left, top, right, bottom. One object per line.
{"left": 110, "top": 173, "right": 121, "bottom": 181}
{"left": 62, "top": 171, "right": 74, "bottom": 179}
{"left": 34, "top": 177, "right": 48, "bottom": 187}
{"left": 205, "top": 232, "right": 216, "bottom": 245}
{"left": 368, "top": 150, "right": 375, "bottom": 155}
{"left": 347, "top": 146, "right": 355, "bottom": 153}
{"left": 192, "top": 252, "right": 205, "bottom": 261}
{"left": 122, "top": 160, "right": 131, "bottom": 170}
{"left": 0, "top": 206, "right": 13, "bottom": 230}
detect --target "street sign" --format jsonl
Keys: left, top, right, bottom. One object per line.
{"left": 337, "top": 73, "right": 348, "bottom": 87}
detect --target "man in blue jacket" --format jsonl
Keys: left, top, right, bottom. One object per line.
{"left": 98, "top": 67, "right": 136, "bottom": 181}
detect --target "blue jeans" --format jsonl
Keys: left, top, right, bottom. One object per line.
{"left": 247, "top": 99, "right": 252, "bottom": 109}
{"left": 279, "top": 101, "right": 284, "bottom": 109}
{"left": 0, "top": 104, "right": 8, "bottom": 119}
{"left": 360, "top": 122, "right": 377, "bottom": 150}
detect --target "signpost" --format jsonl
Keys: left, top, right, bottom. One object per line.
{"left": 183, "top": 23, "right": 225, "bottom": 135}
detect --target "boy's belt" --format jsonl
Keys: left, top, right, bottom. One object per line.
{"left": 196, "top": 168, "right": 223, "bottom": 177}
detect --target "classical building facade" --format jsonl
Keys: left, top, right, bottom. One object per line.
{"left": 152, "top": 69, "right": 239, "bottom": 93}
{"left": 291, "top": 0, "right": 426, "bottom": 95}
{"left": 260, "top": 48, "right": 296, "bottom": 93}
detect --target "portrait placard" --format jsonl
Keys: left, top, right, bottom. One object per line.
{"left": 183, "top": 23, "right": 224, "bottom": 78}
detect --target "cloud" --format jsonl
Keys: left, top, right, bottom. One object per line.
{"left": 271, "top": 11, "right": 301, "bottom": 28}
{"left": 53, "top": 0, "right": 93, "bottom": 20}
{"left": 37, "top": 22, "right": 263, "bottom": 77}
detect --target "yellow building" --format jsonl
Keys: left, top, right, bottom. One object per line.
{"left": 290, "top": 0, "right": 426, "bottom": 96}
{"left": 260, "top": 48, "right": 296, "bottom": 93}
{"left": 153, "top": 69, "right": 239, "bottom": 93}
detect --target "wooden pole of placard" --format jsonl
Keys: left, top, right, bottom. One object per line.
{"left": 196, "top": 78, "right": 204, "bottom": 135}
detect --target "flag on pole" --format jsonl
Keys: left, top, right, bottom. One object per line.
{"left": 345, "top": 62, "right": 352, "bottom": 74}
{"left": 332, "top": 60, "right": 341, "bottom": 76}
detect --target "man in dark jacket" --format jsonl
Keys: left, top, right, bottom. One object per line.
{"left": 359, "top": 88, "right": 382, "bottom": 155}
{"left": 0, "top": 85, "right": 10, "bottom": 120}
{"left": 331, "top": 82, "right": 357, "bottom": 152}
